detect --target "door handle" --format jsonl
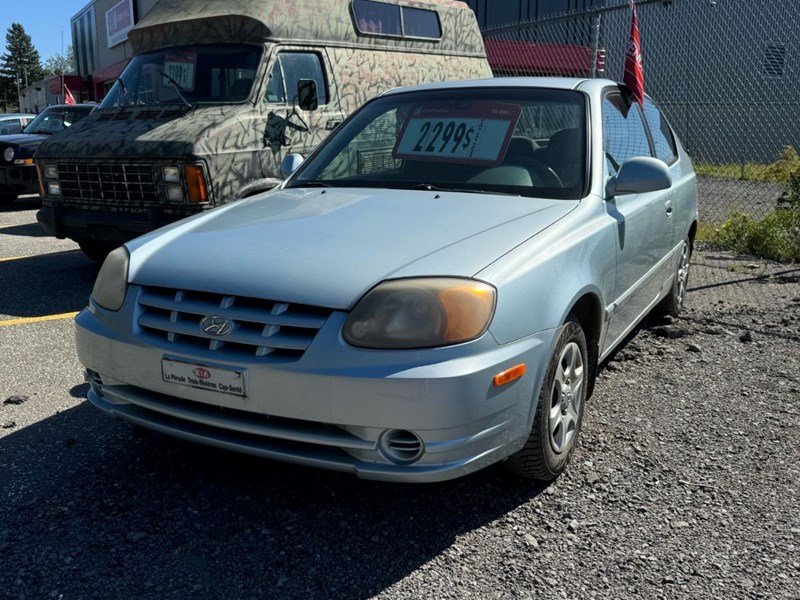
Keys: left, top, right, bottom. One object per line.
{"left": 665, "top": 199, "right": 673, "bottom": 216}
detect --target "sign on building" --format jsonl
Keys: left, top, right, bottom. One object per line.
{"left": 106, "top": 0, "right": 135, "bottom": 48}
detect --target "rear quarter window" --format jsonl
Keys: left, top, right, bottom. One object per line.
{"left": 643, "top": 98, "right": 678, "bottom": 164}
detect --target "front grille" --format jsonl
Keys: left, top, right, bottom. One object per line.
{"left": 58, "top": 162, "right": 157, "bottom": 204}
{"left": 138, "top": 287, "right": 333, "bottom": 362}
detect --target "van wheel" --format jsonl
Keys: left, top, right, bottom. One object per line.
{"left": 0, "top": 193, "right": 17, "bottom": 205}
{"left": 504, "top": 316, "right": 588, "bottom": 481}
{"left": 655, "top": 237, "right": 691, "bottom": 318}
{"left": 79, "top": 241, "right": 117, "bottom": 263}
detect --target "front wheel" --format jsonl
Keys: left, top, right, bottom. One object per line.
{"left": 655, "top": 237, "right": 691, "bottom": 318}
{"left": 504, "top": 317, "right": 588, "bottom": 481}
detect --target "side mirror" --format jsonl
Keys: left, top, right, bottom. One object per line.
{"left": 606, "top": 156, "right": 672, "bottom": 197}
{"left": 297, "top": 79, "right": 318, "bottom": 111}
{"left": 280, "top": 153, "right": 305, "bottom": 178}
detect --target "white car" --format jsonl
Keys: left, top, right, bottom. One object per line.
{"left": 76, "top": 78, "right": 697, "bottom": 482}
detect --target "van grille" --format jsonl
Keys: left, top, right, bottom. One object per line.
{"left": 57, "top": 162, "right": 157, "bottom": 204}
{"left": 137, "top": 287, "right": 332, "bottom": 362}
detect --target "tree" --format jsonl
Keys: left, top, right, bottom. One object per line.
{"left": 44, "top": 46, "right": 75, "bottom": 76}
{"left": 0, "top": 23, "right": 45, "bottom": 111}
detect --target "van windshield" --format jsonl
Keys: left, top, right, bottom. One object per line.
{"left": 99, "top": 44, "right": 262, "bottom": 108}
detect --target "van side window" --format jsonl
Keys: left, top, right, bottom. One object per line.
{"left": 402, "top": 6, "right": 442, "bottom": 39}
{"left": 642, "top": 98, "right": 678, "bottom": 165}
{"left": 602, "top": 93, "right": 652, "bottom": 176}
{"left": 265, "top": 52, "right": 329, "bottom": 107}
{"left": 353, "top": 0, "right": 442, "bottom": 39}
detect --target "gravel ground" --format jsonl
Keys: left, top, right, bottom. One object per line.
{"left": 1, "top": 235, "right": 799, "bottom": 599}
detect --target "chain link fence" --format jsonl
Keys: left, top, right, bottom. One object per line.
{"left": 482, "top": 0, "right": 800, "bottom": 266}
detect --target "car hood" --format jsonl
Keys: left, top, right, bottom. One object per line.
{"left": 0, "top": 133, "right": 48, "bottom": 155}
{"left": 128, "top": 187, "right": 579, "bottom": 309}
{"left": 36, "top": 105, "right": 250, "bottom": 160}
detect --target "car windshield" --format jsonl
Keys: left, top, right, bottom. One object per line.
{"left": 99, "top": 44, "right": 262, "bottom": 108}
{"left": 23, "top": 107, "right": 92, "bottom": 134}
{"left": 289, "top": 87, "right": 587, "bottom": 200}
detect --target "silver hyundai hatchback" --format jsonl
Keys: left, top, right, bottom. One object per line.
{"left": 76, "top": 78, "right": 697, "bottom": 482}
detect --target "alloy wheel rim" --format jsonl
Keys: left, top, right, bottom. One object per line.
{"left": 548, "top": 341, "right": 584, "bottom": 454}
{"left": 676, "top": 242, "right": 690, "bottom": 308}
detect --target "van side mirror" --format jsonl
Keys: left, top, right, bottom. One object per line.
{"left": 297, "top": 79, "right": 318, "bottom": 111}
{"left": 606, "top": 156, "right": 672, "bottom": 198}
{"left": 280, "top": 153, "right": 305, "bottom": 178}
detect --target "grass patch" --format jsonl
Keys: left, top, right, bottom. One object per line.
{"left": 696, "top": 146, "right": 800, "bottom": 262}
{"left": 694, "top": 163, "right": 778, "bottom": 182}
{"left": 695, "top": 146, "right": 800, "bottom": 184}
{"left": 699, "top": 209, "right": 800, "bottom": 262}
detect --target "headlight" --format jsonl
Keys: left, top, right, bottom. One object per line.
{"left": 162, "top": 166, "right": 180, "bottom": 182}
{"left": 91, "top": 246, "right": 130, "bottom": 311}
{"left": 344, "top": 278, "right": 496, "bottom": 349}
{"left": 3, "top": 147, "right": 14, "bottom": 162}
{"left": 44, "top": 165, "right": 59, "bottom": 179}
{"left": 47, "top": 182, "right": 61, "bottom": 195}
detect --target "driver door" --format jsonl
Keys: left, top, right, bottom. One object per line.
{"left": 260, "top": 48, "right": 344, "bottom": 178}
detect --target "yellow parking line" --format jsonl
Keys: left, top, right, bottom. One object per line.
{"left": 0, "top": 256, "right": 29, "bottom": 262}
{"left": 0, "top": 312, "right": 79, "bottom": 327}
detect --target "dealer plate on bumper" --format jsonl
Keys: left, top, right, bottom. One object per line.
{"left": 161, "top": 358, "right": 246, "bottom": 397}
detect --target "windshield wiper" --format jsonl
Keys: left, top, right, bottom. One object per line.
{"left": 157, "top": 70, "right": 192, "bottom": 109}
{"left": 293, "top": 181, "right": 332, "bottom": 188}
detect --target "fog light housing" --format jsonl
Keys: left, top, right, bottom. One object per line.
{"left": 379, "top": 429, "right": 424, "bottom": 464}
{"left": 47, "top": 182, "right": 61, "bottom": 195}
{"left": 162, "top": 166, "right": 180, "bottom": 183}
{"left": 44, "top": 165, "right": 59, "bottom": 179}
{"left": 165, "top": 185, "right": 183, "bottom": 202}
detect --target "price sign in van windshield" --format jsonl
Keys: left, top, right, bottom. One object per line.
{"left": 163, "top": 52, "right": 197, "bottom": 92}
{"left": 393, "top": 102, "right": 522, "bottom": 166}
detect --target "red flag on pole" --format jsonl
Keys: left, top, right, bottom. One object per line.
{"left": 624, "top": 1, "right": 645, "bottom": 107}
{"left": 64, "top": 85, "right": 76, "bottom": 105}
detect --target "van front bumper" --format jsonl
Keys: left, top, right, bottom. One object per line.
{"left": 38, "top": 203, "right": 199, "bottom": 244}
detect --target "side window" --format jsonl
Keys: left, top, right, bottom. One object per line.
{"left": 602, "top": 93, "right": 652, "bottom": 176}
{"left": 353, "top": 0, "right": 402, "bottom": 36}
{"left": 643, "top": 98, "right": 677, "bottom": 164}
{"left": 0, "top": 119, "right": 21, "bottom": 135}
{"left": 265, "top": 52, "right": 329, "bottom": 107}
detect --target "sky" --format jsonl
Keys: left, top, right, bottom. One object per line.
{"left": 0, "top": 0, "right": 89, "bottom": 63}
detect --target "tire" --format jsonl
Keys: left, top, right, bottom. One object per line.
{"left": 0, "top": 192, "right": 18, "bottom": 206}
{"left": 655, "top": 237, "right": 691, "bottom": 318}
{"left": 504, "top": 316, "right": 588, "bottom": 481}
{"left": 79, "top": 241, "right": 117, "bottom": 263}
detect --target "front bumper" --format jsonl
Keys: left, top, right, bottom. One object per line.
{"left": 0, "top": 164, "right": 37, "bottom": 195}
{"left": 37, "top": 203, "right": 198, "bottom": 244}
{"left": 75, "top": 298, "right": 555, "bottom": 483}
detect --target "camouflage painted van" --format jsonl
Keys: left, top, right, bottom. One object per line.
{"left": 36, "top": 0, "right": 492, "bottom": 260}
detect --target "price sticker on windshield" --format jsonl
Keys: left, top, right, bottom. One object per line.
{"left": 163, "top": 52, "right": 197, "bottom": 91}
{"left": 393, "top": 102, "right": 522, "bottom": 165}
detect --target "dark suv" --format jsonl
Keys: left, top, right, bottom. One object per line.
{"left": 0, "top": 104, "right": 94, "bottom": 205}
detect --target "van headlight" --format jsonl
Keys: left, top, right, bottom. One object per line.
{"left": 343, "top": 278, "right": 496, "bottom": 349}
{"left": 91, "top": 247, "right": 130, "bottom": 311}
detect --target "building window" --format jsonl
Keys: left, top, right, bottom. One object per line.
{"left": 762, "top": 43, "right": 786, "bottom": 78}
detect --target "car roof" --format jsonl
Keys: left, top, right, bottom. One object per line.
{"left": 40, "top": 104, "right": 95, "bottom": 110}
{"left": 381, "top": 76, "right": 623, "bottom": 97}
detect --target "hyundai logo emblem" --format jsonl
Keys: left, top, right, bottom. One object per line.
{"left": 200, "top": 315, "right": 233, "bottom": 336}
